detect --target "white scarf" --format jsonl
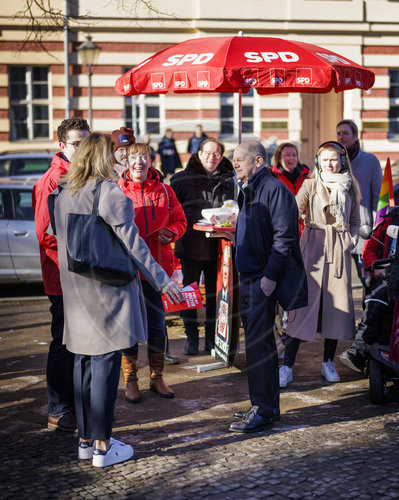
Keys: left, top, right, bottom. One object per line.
{"left": 316, "top": 170, "right": 352, "bottom": 228}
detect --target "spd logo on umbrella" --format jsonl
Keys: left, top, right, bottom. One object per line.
{"left": 296, "top": 68, "right": 312, "bottom": 85}
{"left": 241, "top": 69, "right": 259, "bottom": 87}
{"left": 151, "top": 73, "right": 166, "bottom": 90}
{"left": 197, "top": 71, "right": 210, "bottom": 89}
{"left": 174, "top": 71, "right": 188, "bottom": 89}
{"left": 270, "top": 68, "right": 285, "bottom": 87}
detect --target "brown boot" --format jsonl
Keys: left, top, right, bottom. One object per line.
{"left": 121, "top": 355, "right": 141, "bottom": 403}
{"left": 148, "top": 352, "right": 174, "bottom": 398}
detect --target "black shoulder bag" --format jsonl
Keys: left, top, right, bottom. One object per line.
{"left": 49, "top": 182, "right": 136, "bottom": 287}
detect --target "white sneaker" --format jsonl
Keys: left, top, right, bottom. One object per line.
{"left": 92, "top": 437, "right": 134, "bottom": 467}
{"left": 78, "top": 441, "right": 93, "bottom": 460}
{"left": 279, "top": 365, "right": 293, "bottom": 388}
{"left": 321, "top": 360, "right": 340, "bottom": 383}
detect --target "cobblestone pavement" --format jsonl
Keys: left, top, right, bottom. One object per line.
{"left": 1, "top": 286, "right": 399, "bottom": 499}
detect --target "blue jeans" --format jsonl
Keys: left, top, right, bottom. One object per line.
{"left": 123, "top": 280, "right": 166, "bottom": 356}
{"left": 47, "top": 295, "right": 75, "bottom": 417}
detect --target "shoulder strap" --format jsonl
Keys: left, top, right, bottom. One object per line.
{"left": 48, "top": 185, "right": 63, "bottom": 236}
{"left": 160, "top": 183, "right": 170, "bottom": 210}
{"left": 92, "top": 182, "right": 102, "bottom": 214}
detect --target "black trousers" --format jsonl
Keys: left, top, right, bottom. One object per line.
{"left": 180, "top": 257, "right": 217, "bottom": 339}
{"left": 239, "top": 278, "right": 279, "bottom": 418}
{"left": 73, "top": 351, "right": 121, "bottom": 441}
{"left": 47, "top": 295, "right": 75, "bottom": 417}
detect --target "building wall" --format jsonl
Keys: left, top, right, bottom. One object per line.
{"left": 0, "top": 0, "right": 399, "bottom": 170}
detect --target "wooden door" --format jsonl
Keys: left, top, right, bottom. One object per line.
{"left": 300, "top": 92, "right": 343, "bottom": 169}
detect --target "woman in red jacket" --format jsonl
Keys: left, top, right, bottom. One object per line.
{"left": 271, "top": 143, "right": 310, "bottom": 237}
{"left": 118, "top": 143, "right": 187, "bottom": 402}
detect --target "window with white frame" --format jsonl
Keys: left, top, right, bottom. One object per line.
{"left": 220, "top": 88, "right": 255, "bottom": 138}
{"left": 389, "top": 69, "right": 399, "bottom": 140}
{"left": 125, "top": 94, "right": 162, "bottom": 139}
{"left": 8, "top": 66, "right": 51, "bottom": 141}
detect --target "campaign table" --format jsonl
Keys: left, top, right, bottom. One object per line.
{"left": 193, "top": 223, "right": 240, "bottom": 372}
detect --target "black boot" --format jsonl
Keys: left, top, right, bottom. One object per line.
{"left": 184, "top": 335, "right": 199, "bottom": 355}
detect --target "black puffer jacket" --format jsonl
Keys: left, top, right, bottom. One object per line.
{"left": 170, "top": 154, "right": 236, "bottom": 261}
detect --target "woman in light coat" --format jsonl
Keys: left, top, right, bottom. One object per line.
{"left": 280, "top": 141, "right": 361, "bottom": 387}
{"left": 52, "top": 133, "right": 182, "bottom": 467}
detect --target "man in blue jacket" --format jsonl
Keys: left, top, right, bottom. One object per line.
{"left": 230, "top": 140, "right": 307, "bottom": 433}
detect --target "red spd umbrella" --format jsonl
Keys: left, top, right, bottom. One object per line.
{"left": 115, "top": 35, "right": 375, "bottom": 140}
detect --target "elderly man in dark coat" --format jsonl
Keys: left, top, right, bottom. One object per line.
{"left": 170, "top": 138, "right": 236, "bottom": 355}
{"left": 230, "top": 140, "right": 307, "bottom": 433}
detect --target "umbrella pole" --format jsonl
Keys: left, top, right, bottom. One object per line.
{"left": 238, "top": 88, "right": 242, "bottom": 144}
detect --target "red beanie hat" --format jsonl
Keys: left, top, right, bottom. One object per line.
{"left": 112, "top": 127, "right": 135, "bottom": 153}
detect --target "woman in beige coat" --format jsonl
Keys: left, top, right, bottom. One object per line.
{"left": 280, "top": 141, "right": 361, "bottom": 387}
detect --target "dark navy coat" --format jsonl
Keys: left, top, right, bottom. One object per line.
{"left": 236, "top": 167, "right": 308, "bottom": 311}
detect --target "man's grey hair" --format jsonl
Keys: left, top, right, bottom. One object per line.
{"left": 240, "top": 140, "right": 267, "bottom": 164}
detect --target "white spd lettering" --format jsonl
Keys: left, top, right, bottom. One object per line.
{"left": 317, "top": 53, "right": 350, "bottom": 65}
{"left": 198, "top": 80, "right": 209, "bottom": 87}
{"left": 244, "top": 78, "right": 257, "bottom": 85}
{"left": 245, "top": 51, "right": 299, "bottom": 63}
{"left": 297, "top": 77, "right": 310, "bottom": 84}
{"left": 271, "top": 77, "right": 283, "bottom": 85}
{"left": 162, "top": 53, "right": 214, "bottom": 66}
{"left": 174, "top": 81, "right": 186, "bottom": 88}
{"left": 152, "top": 82, "right": 164, "bottom": 89}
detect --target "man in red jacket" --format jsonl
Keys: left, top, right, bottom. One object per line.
{"left": 32, "top": 117, "right": 90, "bottom": 431}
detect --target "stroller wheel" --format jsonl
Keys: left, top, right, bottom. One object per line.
{"left": 369, "top": 358, "right": 385, "bottom": 404}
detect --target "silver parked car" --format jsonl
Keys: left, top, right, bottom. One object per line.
{"left": 0, "top": 177, "right": 42, "bottom": 283}
{"left": 0, "top": 150, "right": 55, "bottom": 177}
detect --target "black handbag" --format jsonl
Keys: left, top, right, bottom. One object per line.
{"left": 49, "top": 182, "right": 136, "bottom": 287}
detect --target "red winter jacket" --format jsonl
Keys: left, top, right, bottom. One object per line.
{"left": 362, "top": 217, "right": 393, "bottom": 270}
{"left": 271, "top": 163, "right": 310, "bottom": 237}
{"left": 32, "top": 153, "right": 70, "bottom": 295}
{"left": 118, "top": 168, "right": 187, "bottom": 277}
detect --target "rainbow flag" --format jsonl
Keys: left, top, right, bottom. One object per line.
{"left": 375, "top": 158, "right": 394, "bottom": 225}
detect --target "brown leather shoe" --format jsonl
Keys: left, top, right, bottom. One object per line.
{"left": 48, "top": 412, "right": 77, "bottom": 432}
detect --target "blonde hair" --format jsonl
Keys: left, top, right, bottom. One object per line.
{"left": 63, "top": 133, "right": 114, "bottom": 195}
{"left": 313, "top": 142, "right": 361, "bottom": 203}
{"left": 127, "top": 142, "right": 151, "bottom": 158}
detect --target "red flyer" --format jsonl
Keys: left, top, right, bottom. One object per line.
{"left": 162, "top": 282, "right": 204, "bottom": 312}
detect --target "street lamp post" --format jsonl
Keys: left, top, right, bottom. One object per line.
{"left": 77, "top": 35, "right": 101, "bottom": 129}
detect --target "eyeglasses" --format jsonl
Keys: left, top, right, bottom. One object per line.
{"left": 129, "top": 154, "right": 149, "bottom": 162}
{"left": 65, "top": 141, "right": 82, "bottom": 149}
{"left": 201, "top": 151, "right": 221, "bottom": 159}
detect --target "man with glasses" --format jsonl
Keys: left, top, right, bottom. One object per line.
{"left": 32, "top": 117, "right": 90, "bottom": 432}
{"left": 171, "top": 138, "right": 236, "bottom": 355}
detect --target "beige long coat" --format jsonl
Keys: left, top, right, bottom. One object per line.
{"left": 285, "top": 178, "right": 360, "bottom": 341}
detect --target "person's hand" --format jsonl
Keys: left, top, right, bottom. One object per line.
{"left": 373, "top": 268, "right": 386, "bottom": 279}
{"left": 158, "top": 233, "right": 172, "bottom": 244}
{"left": 156, "top": 227, "right": 174, "bottom": 245}
{"left": 162, "top": 280, "right": 184, "bottom": 304}
{"left": 260, "top": 276, "right": 276, "bottom": 297}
